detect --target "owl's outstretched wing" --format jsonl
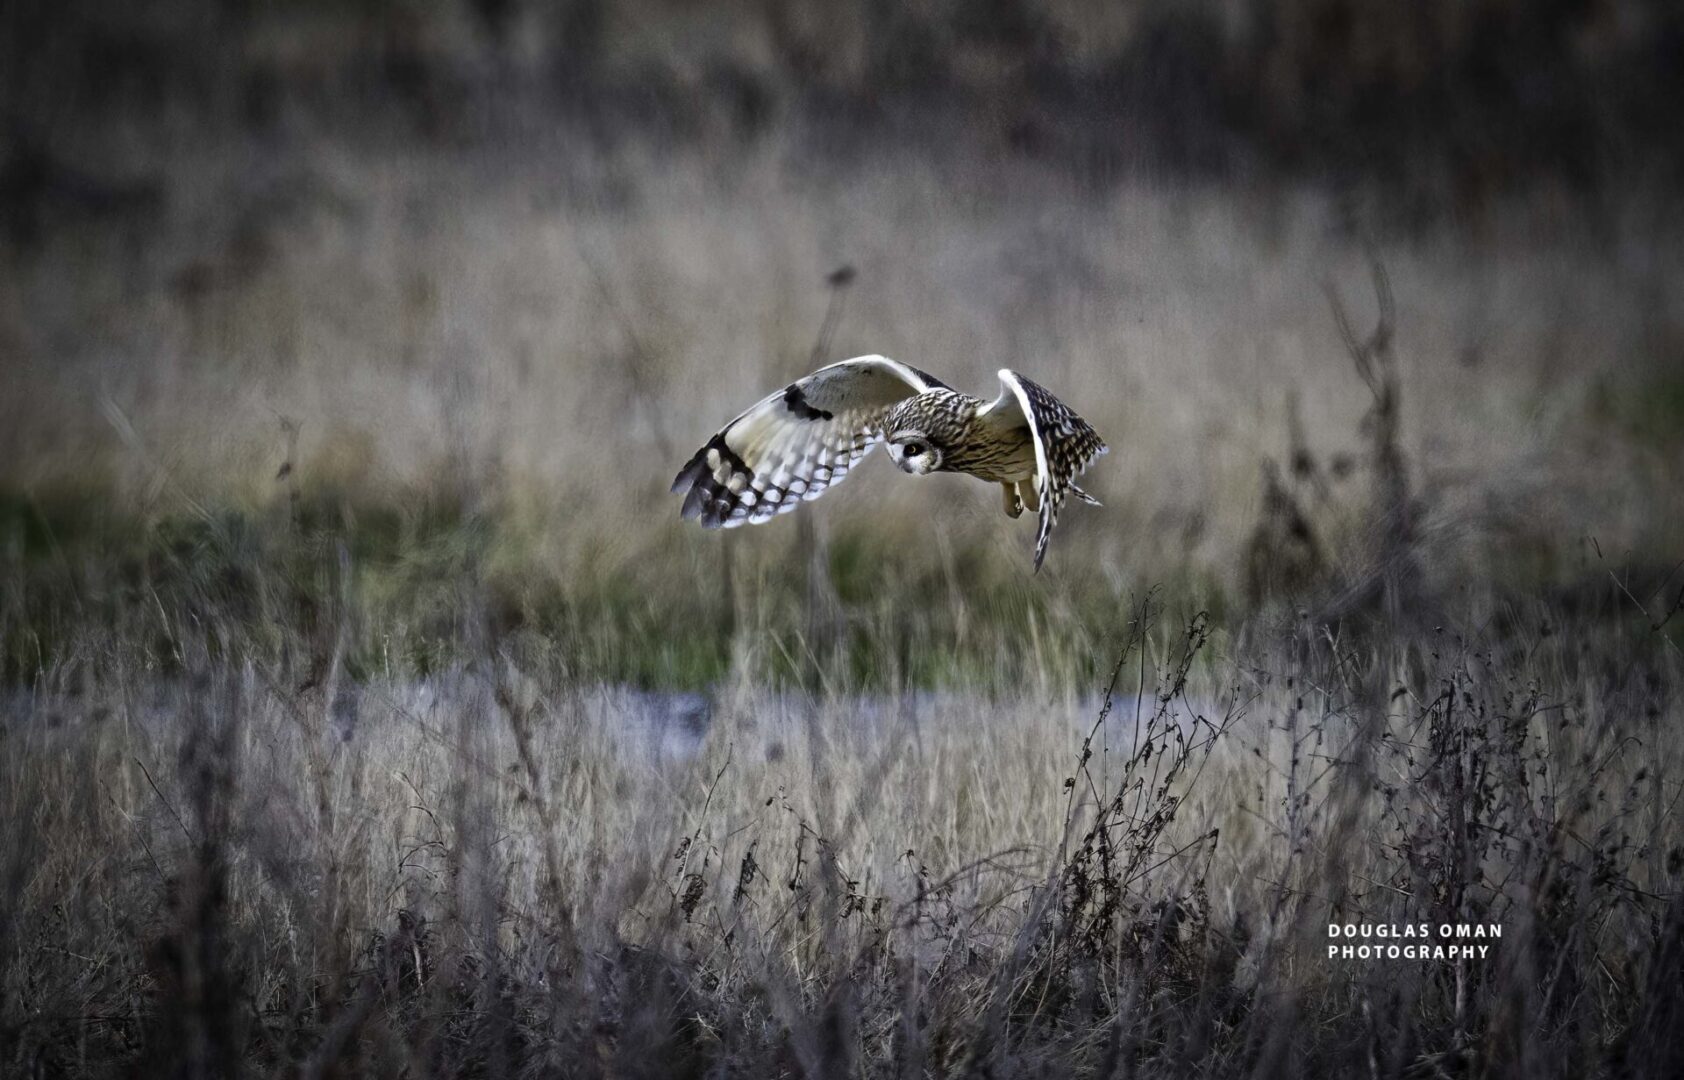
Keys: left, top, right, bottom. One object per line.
{"left": 988, "top": 369, "right": 1108, "bottom": 570}
{"left": 672, "top": 355, "right": 950, "bottom": 528}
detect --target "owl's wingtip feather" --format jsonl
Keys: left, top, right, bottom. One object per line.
{"left": 672, "top": 442, "right": 711, "bottom": 495}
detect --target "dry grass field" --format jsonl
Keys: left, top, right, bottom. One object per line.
{"left": 6, "top": 132, "right": 1683, "bottom": 679}
{"left": 3, "top": 577, "right": 1681, "bottom": 1076}
{"left": 3, "top": 2, "right": 1684, "bottom": 1076}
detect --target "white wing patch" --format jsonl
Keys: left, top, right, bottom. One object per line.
{"left": 672, "top": 355, "right": 948, "bottom": 529}
{"left": 992, "top": 369, "right": 1108, "bottom": 570}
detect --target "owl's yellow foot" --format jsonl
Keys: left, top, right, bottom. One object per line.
{"left": 1019, "top": 481, "right": 1041, "bottom": 513}
{"left": 1002, "top": 482, "right": 1024, "bottom": 518}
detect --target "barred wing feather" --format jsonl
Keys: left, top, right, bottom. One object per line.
{"left": 671, "top": 355, "right": 948, "bottom": 528}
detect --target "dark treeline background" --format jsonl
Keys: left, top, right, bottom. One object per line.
{"left": 6, "top": 0, "right": 1682, "bottom": 225}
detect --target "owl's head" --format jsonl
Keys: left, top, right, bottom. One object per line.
{"left": 887, "top": 432, "right": 943, "bottom": 475}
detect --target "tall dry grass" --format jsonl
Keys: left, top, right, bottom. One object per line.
{"left": 2, "top": 578, "right": 1680, "bottom": 1076}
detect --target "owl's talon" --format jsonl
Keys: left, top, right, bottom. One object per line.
{"left": 1002, "top": 482, "right": 1024, "bottom": 518}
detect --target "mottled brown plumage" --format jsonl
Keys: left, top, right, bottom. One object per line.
{"left": 672, "top": 356, "right": 1107, "bottom": 569}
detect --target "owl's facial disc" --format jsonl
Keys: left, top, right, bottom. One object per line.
{"left": 888, "top": 432, "right": 942, "bottom": 475}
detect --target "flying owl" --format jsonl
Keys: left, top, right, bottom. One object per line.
{"left": 670, "top": 356, "right": 1107, "bottom": 569}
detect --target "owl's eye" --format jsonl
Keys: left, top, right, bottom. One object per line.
{"left": 903, "top": 442, "right": 926, "bottom": 457}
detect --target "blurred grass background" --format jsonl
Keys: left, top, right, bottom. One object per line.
{"left": 3, "top": 0, "right": 1683, "bottom": 685}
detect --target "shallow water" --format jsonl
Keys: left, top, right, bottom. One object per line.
{"left": 1, "top": 672, "right": 1226, "bottom": 766}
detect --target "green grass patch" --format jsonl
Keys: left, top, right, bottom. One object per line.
{"left": 0, "top": 482, "right": 1214, "bottom": 692}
